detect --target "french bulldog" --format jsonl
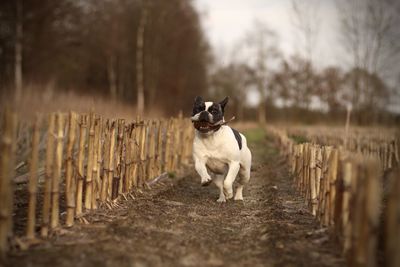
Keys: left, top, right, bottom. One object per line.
{"left": 191, "top": 96, "right": 252, "bottom": 202}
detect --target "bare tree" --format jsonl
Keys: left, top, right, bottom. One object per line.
{"left": 210, "top": 63, "right": 252, "bottom": 121}
{"left": 136, "top": 2, "right": 148, "bottom": 115}
{"left": 290, "top": 0, "right": 321, "bottom": 65}
{"left": 290, "top": 0, "right": 321, "bottom": 109}
{"left": 244, "top": 20, "right": 280, "bottom": 125}
{"left": 337, "top": 0, "right": 399, "bottom": 111}
{"left": 14, "top": 0, "right": 23, "bottom": 103}
{"left": 318, "top": 67, "right": 344, "bottom": 113}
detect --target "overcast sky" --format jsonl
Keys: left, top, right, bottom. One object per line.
{"left": 194, "top": 0, "right": 343, "bottom": 69}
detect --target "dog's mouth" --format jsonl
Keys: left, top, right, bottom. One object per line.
{"left": 193, "top": 121, "right": 215, "bottom": 133}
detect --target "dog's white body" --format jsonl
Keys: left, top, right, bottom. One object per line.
{"left": 193, "top": 123, "right": 252, "bottom": 202}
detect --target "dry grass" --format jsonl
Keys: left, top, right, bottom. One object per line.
{"left": 1, "top": 85, "right": 164, "bottom": 122}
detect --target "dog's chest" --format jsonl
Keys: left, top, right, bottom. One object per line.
{"left": 194, "top": 139, "right": 230, "bottom": 174}
{"left": 193, "top": 127, "right": 238, "bottom": 160}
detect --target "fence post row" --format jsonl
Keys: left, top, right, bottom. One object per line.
{"left": 268, "top": 126, "right": 399, "bottom": 267}
{"left": 0, "top": 110, "right": 194, "bottom": 254}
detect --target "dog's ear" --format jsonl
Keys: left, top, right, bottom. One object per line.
{"left": 194, "top": 96, "right": 203, "bottom": 105}
{"left": 219, "top": 97, "right": 229, "bottom": 111}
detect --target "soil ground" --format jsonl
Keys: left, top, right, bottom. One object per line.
{"left": 6, "top": 128, "right": 345, "bottom": 267}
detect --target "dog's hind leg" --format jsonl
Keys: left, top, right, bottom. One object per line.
{"left": 234, "top": 167, "right": 250, "bottom": 201}
{"left": 213, "top": 174, "right": 226, "bottom": 203}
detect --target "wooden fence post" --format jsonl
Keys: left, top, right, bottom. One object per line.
{"left": 118, "top": 120, "right": 126, "bottom": 195}
{"left": 291, "top": 145, "right": 297, "bottom": 175}
{"left": 129, "top": 123, "right": 137, "bottom": 191}
{"left": 147, "top": 120, "right": 156, "bottom": 180}
{"left": 385, "top": 169, "right": 400, "bottom": 267}
{"left": 91, "top": 116, "right": 101, "bottom": 209}
{"left": 50, "top": 113, "right": 64, "bottom": 229}
{"left": 107, "top": 121, "right": 116, "bottom": 200}
{"left": 341, "top": 161, "right": 353, "bottom": 254}
{"left": 159, "top": 120, "right": 165, "bottom": 172}
{"left": 75, "top": 115, "right": 87, "bottom": 216}
{"left": 183, "top": 122, "right": 193, "bottom": 165}
{"left": 0, "top": 109, "right": 17, "bottom": 256}
{"left": 350, "top": 162, "right": 365, "bottom": 266}
{"left": 320, "top": 146, "right": 332, "bottom": 226}
{"left": 124, "top": 124, "right": 134, "bottom": 192}
{"left": 41, "top": 113, "right": 55, "bottom": 237}
{"left": 114, "top": 119, "right": 125, "bottom": 197}
{"left": 26, "top": 115, "right": 40, "bottom": 239}
{"left": 155, "top": 120, "right": 162, "bottom": 176}
{"left": 65, "top": 112, "right": 77, "bottom": 227}
{"left": 315, "top": 147, "right": 322, "bottom": 212}
{"left": 328, "top": 149, "right": 339, "bottom": 226}
{"left": 295, "top": 144, "right": 303, "bottom": 191}
{"left": 164, "top": 119, "right": 172, "bottom": 173}
{"left": 301, "top": 143, "right": 308, "bottom": 196}
{"left": 85, "top": 112, "right": 95, "bottom": 210}
{"left": 100, "top": 120, "right": 110, "bottom": 202}
{"left": 361, "top": 160, "right": 381, "bottom": 267}
{"left": 309, "top": 145, "right": 317, "bottom": 216}
{"left": 175, "top": 116, "right": 183, "bottom": 170}
{"left": 138, "top": 120, "right": 147, "bottom": 186}
{"left": 171, "top": 119, "right": 179, "bottom": 171}
{"left": 131, "top": 119, "right": 140, "bottom": 188}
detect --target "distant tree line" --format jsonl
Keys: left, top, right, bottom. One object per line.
{"left": 210, "top": 45, "right": 398, "bottom": 125}
{"left": 210, "top": 0, "right": 400, "bottom": 125}
{"left": 0, "top": 0, "right": 209, "bottom": 114}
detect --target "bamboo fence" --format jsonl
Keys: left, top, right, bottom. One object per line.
{"left": 269, "top": 126, "right": 400, "bottom": 267}
{"left": 286, "top": 126, "right": 399, "bottom": 170}
{"left": 0, "top": 110, "right": 194, "bottom": 255}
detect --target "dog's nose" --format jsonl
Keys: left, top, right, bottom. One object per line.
{"left": 199, "top": 111, "right": 209, "bottom": 122}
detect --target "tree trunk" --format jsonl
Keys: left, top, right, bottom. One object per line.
{"left": 107, "top": 55, "right": 117, "bottom": 101}
{"left": 257, "top": 81, "right": 266, "bottom": 126}
{"left": 258, "top": 101, "right": 266, "bottom": 126}
{"left": 136, "top": 5, "right": 148, "bottom": 115}
{"left": 14, "top": 0, "right": 23, "bottom": 103}
{"left": 236, "top": 100, "right": 244, "bottom": 121}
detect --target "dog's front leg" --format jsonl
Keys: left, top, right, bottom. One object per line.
{"left": 194, "top": 157, "right": 212, "bottom": 186}
{"left": 223, "top": 161, "right": 240, "bottom": 199}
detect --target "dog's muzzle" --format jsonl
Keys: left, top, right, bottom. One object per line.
{"left": 193, "top": 121, "right": 216, "bottom": 133}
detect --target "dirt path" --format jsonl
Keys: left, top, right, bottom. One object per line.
{"left": 7, "top": 129, "right": 345, "bottom": 267}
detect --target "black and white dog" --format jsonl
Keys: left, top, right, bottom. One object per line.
{"left": 191, "top": 96, "right": 252, "bottom": 202}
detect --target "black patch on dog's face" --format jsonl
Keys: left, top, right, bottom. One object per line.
{"left": 192, "top": 96, "right": 205, "bottom": 116}
{"left": 207, "top": 103, "right": 223, "bottom": 123}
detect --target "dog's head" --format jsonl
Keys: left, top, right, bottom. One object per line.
{"left": 191, "top": 96, "right": 229, "bottom": 133}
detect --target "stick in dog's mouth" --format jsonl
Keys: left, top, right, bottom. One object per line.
{"left": 192, "top": 121, "right": 216, "bottom": 132}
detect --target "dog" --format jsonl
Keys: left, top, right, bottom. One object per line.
{"left": 191, "top": 96, "right": 252, "bottom": 202}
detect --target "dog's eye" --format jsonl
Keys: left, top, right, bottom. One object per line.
{"left": 193, "top": 104, "right": 205, "bottom": 115}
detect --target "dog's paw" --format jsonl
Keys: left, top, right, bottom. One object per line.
{"left": 201, "top": 177, "right": 212, "bottom": 186}
{"left": 234, "top": 195, "right": 243, "bottom": 201}
{"left": 223, "top": 188, "right": 233, "bottom": 199}
{"left": 216, "top": 195, "right": 226, "bottom": 203}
